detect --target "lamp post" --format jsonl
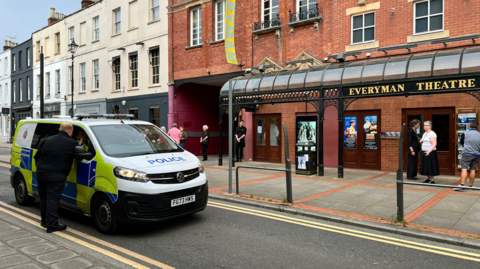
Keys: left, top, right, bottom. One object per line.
{"left": 68, "top": 39, "right": 78, "bottom": 118}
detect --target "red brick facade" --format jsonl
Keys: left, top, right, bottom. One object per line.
{"left": 169, "top": 0, "right": 480, "bottom": 174}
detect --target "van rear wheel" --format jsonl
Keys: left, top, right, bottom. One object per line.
{"left": 14, "top": 175, "right": 35, "bottom": 206}
{"left": 92, "top": 194, "right": 118, "bottom": 234}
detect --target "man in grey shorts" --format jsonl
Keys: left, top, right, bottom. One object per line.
{"left": 454, "top": 121, "right": 480, "bottom": 191}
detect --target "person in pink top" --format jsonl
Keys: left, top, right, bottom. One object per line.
{"left": 167, "top": 123, "right": 182, "bottom": 144}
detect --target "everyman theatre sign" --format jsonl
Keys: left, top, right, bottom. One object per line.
{"left": 344, "top": 77, "right": 478, "bottom": 97}
{"left": 225, "top": 0, "right": 238, "bottom": 65}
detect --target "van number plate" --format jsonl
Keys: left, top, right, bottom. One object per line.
{"left": 171, "top": 195, "right": 195, "bottom": 207}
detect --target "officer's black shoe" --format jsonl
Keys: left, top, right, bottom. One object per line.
{"left": 41, "top": 222, "right": 46, "bottom": 228}
{"left": 46, "top": 224, "right": 67, "bottom": 233}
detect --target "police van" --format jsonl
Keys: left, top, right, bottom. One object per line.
{"left": 11, "top": 114, "right": 208, "bottom": 234}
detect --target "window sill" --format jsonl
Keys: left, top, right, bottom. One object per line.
{"left": 148, "top": 19, "right": 161, "bottom": 25}
{"left": 44, "top": 56, "right": 50, "bottom": 59}
{"left": 287, "top": 15, "right": 322, "bottom": 29}
{"left": 54, "top": 53, "right": 60, "bottom": 56}
{"left": 111, "top": 33, "right": 121, "bottom": 37}
{"left": 92, "top": 40, "right": 100, "bottom": 44}
{"left": 345, "top": 41, "right": 380, "bottom": 52}
{"left": 185, "top": 44, "right": 203, "bottom": 50}
{"left": 111, "top": 90, "right": 122, "bottom": 93}
{"left": 209, "top": 40, "right": 225, "bottom": 45}
{"left": 128, "top": 87, "right": 139, "bottom": 91}
{"left": 252, "top": 25, "right": 282, "bottom": 36}
{"left": 128, "top": 27, "right": 139, "bottom": 32}
{"left": 79, "top": 44, "right": 86, "bottom": 47}
{"left": 407, "top": 30, "right": 450, "bottom": 43}
{"left": 148, "top": 84, "right": 161, "bottom": 88}
{"left": 79, "top": 91, "right": 86, "bottom": 94}
{"left": 91, "top": 89, "right": 99, "bottom": 92}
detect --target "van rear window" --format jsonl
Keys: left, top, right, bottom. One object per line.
{"left": 90, "top": 124, "right": 183, "bottom": 157}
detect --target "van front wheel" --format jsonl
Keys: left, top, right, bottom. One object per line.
{"left": 92, "top": 194, "right": 118, "bottom": 234}
{"left": 15, "top": 175, "right": 35, "bottom": 206}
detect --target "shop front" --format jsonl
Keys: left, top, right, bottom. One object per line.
{"left": 66, "top": 98, "right": 107, "bottom": 117}
{"left": 220, "top": 47, "right": 480, "bottom": 177}
{"left": 107, "top": 93, "right": 168, "bottom": 127}
{"left": 43, "top": 102, "right": 61, "bottom": 118}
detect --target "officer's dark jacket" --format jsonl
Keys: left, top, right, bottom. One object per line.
{"left": 34, "top": 131, "right": 80, "bottom": 176}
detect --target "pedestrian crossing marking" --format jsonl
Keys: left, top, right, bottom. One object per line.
{"left": 0, "top": 162, "right": 10, "bottom": 168}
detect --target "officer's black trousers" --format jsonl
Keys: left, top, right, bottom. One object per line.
{"left": 202, "top": 144, "right": 208, "bottom": 160}
{"left": 236, "top": 143, "right": 245, "bottom": 161}
{"left": 407, "top": 149, "right": 419, "bottom": 179}
{"left": 37, "top": 172, "right": 66, "bottom": 227}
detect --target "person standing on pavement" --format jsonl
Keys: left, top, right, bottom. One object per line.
{"left": 235, "top": 120, "right": 247, "bottom": 162}
{"left": 179, "top": 126, "right": 188, "bottom": 148}
{"left": 454, "top": 121, "right": 480, "bottom": 191}
{"left": 34, "top": 122, "right": 84, "bottom": 233}
{"left": 419, "top": 121, "right": 439, "bottom": 184}
{"left": 200, "top": 125, "right": 210, "bottom": 161}
{"left": 407, "top": 119, "right": 421, "bottom": 180}
{"left": 167, "top": 123, "right": 182, "bottom": 144}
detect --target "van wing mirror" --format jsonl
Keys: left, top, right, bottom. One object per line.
{"left": 74, "top": 145, "right": 92, "bottom": 161}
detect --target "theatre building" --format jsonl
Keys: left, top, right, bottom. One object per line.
{"left": 171, "top": 0, "right": 480, "bottom": 176}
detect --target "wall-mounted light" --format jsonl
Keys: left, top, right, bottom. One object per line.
{"left": 324, "top": 57, "right": 328, "bottom": 61}
{"left": 117, "top": 47, "right": 125, "bottom": 51}
{"left": 122, "top": 100, "right": 126, "bottom": 105}
{"left": 366, "top": 53, "right": 371, "bottom": 57}
{"left": 392, "top": 8, "right": 395, "bottom": 14}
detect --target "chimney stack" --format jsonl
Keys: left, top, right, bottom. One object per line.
{"left": 81, "top": 0, "right": 94, "bottom": 9}
{"left": 3, "top": 40, "right": 14, "bottom": 52}
{"left": 48, "top": 7, "right": 58, "bottom": 25}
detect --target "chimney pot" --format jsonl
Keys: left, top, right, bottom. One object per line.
{"left": 4, "top": 40, "right": 7, "bottom": 46}
{"left": 50, "top": 7, "right": 55, "bottom": 18}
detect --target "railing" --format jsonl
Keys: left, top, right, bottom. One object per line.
{"left": 289, "top": 5, "right": 319, "bottom": 23}
{"left": 254, "top": 14, "right": 281, "bottom": 31}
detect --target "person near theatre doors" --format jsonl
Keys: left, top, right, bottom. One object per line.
{"left": 167, "top": 123, "right": 182, "bottom": 144}
{"left": 200, "top": 125, "right": 210, "bottom": 161}
{"left": 407, "top": 119, "right": 421, "bottom": 180}
{"left": 179, "top": 126, "right": 188, "bottom": 148}
{"left": 419, "top": 121, "right": 440, "bottom": 184}
{"left": 454, "top": 120, "right": 480, "bottom": 191}
{"left": 34, "top": 122, "right": 85, "bottom": 233}
{"left": 235, "top": 120, "right": 247, "bottom": 162}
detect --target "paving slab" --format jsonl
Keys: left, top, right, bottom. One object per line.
{"left": 0, "top": 246, "right": 16, "bottom": 258}
{"left": 51, "top": 257, "right": 93, "bottom": 269}
{"left": 36, "top": 250, "right": 78, "bottom": 265}
{"left": 7, "top": 236, "right": 45, "bottom": 248}
{"left": 413, "top": 215, "right": 459, "bottom": 229}
{"left": 20, "top": 243, "right": 61, "bottom": 256}
{"left": 0, "top": 230, "right": 32, "bottom": 241}
{"left": 0, "top": 254, "right": 30, "bottom": 268}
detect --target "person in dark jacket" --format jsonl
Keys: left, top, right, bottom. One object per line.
{"left": 235, "top": 120, "right": 247, "bottom": 162}
{"left": 407, "top": 119, "right": 421, "bottom": 180}
{"left": 34, "top": 122, "right": 83, "bottom": 233}
{"left": 200, "top": 125, "right": 210, "bottom": 161}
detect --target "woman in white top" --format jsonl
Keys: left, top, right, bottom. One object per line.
{"left": 419, "top": 121, "right": 440, "bottom": 183}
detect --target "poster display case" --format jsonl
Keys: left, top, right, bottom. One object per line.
{"left": 456, "top": 108, "right": 478, "bottom": 170}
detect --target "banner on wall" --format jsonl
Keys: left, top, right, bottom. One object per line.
{"left": 225, "top": 0, "right": 238, "bottom": 65}
{"left": 344, "top": 116, "right": 357, "bottom": 149}
{"left": 363, "top": 115, "right": 378, "bottom": 149}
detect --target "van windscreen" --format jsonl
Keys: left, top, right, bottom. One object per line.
{"left": 90, "top": 124, "right": 183, "bottom": 157}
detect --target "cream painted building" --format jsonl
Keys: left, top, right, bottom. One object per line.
{"left": 32, "top": 8, "right": 69, "bottom": 118}
{"left": 66, "top": 0, "right": 169, "bottom": 125}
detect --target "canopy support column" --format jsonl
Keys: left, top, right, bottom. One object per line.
{"left": 219, "top": 96, "right": 224, "bottom": 166}
{"left": 338, "top": 97, "right": 344, "bottom": 179}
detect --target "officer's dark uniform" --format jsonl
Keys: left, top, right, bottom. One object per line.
{"left": 235, "top": 126, "right": 247, "bottom": 161}
{"left": 201, "top": 130, "right": 210, "bottom": 161}
{"left": 34, "top": 131, "right": 79, "bottom": 231}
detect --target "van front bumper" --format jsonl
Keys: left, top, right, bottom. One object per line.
{"left": 114, "top": 181, "right": 208, "bottom": 224}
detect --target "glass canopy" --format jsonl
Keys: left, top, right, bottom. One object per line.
{"left": 220, "top": 48, "right": 480, "bottom": 96}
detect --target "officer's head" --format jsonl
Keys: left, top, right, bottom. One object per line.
{"left": 76, "top": 129, "right": 87, "bottom": 140}
{"left": 470, "top": 120, "right": 478, "bottom": 130}
{"left": 59, "top": 122, "right": 74, "bottom": 137}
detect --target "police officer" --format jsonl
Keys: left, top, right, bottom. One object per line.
{"left": 235, "top": 120, "right": 247, "bottom": 162}
{"left": 34, "top": 122, "right": 83, "bottom": 233}
{"left": 76, "top": 129, "right": 95, "bottom": 157}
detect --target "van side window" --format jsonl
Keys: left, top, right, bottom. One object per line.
{"left": 14, "top": 123, "right": 37, "bottom": 148}
{"left": 31, "top": 123, "right": 61, "bottom": 149}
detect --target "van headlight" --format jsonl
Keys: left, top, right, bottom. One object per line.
{"left": 114, "top": 167, "right": 150, "bottom": 183}
{"left": 199, "top": 161, "right": 205, "bottom": 173}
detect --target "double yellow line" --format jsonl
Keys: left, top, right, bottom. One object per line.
{"left": 0, "top": 201, "right": 174, "bottom": 269}
{"left": 208, "top": 201, "right": 480, "bottom": 262}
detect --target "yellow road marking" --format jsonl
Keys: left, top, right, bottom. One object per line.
{"left": 0, "top": 201, "right": 175, "bottom": 269}
{"left": 208, "top": 201, "right": 480, "bottom": 262}
{"left": 0, "top": 206, "right": 149, "bottom": 269}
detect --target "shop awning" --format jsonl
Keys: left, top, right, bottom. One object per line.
{"left": 220, "top": 47, "right": 480, "bottom": 96}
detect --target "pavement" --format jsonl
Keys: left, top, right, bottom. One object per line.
{"left": 0, "top": 216, "right": 110, "bottom": 269}
{"left": 204, "top": 155, "right": 480, "bottom": 249}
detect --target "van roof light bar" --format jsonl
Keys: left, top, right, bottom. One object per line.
{"left": 75, "top": 114, "right": 136, "bottom": 121}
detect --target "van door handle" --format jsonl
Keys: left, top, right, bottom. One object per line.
{"left": 92, "top": 169, "right": 96, "bottom": 172}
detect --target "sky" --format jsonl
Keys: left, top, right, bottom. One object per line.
{"left": 0, "top": 0, "right": 80, "bottom": 46}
